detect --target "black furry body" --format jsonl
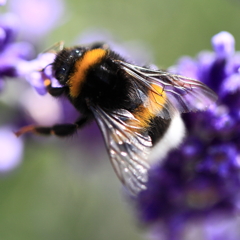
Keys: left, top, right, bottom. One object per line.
{"left": 52, "top": 44, "right": 171, "bottom": 145}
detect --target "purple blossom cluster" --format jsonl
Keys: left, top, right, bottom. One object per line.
{"left": 135, "top": 31, "right": 240, "bottom": 240}
{"left": 0, "top": 0, "right": 65, "bottom": 173}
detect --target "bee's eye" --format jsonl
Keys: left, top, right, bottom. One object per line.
{"left": 55, "top": 67, "right": 68, "bottom": 85}
{"left": 53, "top": 47, "right": 86, "bottom": 86}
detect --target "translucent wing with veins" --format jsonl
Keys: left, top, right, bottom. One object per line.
{"left": 90, "top": 105, "right": 152, "bottom": 194}
{"left": 118, "top": 61, "right": 218, "bottom": 119}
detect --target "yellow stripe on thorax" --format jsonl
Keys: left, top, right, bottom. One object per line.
{"left": 128, "top": 84, "right": 167, "bottom": 130}
{"left": 68, "top": 48, "right": 107, "bottom": 98}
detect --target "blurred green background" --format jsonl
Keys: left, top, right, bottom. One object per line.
{"left": 1, "top": 0, "right": 240, "bottom": 239}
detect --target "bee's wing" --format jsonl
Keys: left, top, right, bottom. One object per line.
{"left": 89, "top": 104, "right": 152, "bottom": 195}
{"left": 118, "top": 61, "right": 218, "bottom": 119}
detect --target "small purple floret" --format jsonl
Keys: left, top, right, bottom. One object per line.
{"left": 212, "top": 31, "right": 235, "bottom": 59}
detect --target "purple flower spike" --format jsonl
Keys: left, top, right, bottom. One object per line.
{"left": 134, "top": 32, "right": 240, "bottom": 240}
{"left": 0, "top": 127, "right": 24, "bottom": 173}
{"left": 211, "top": 31, "right": 235, "bottom": 59}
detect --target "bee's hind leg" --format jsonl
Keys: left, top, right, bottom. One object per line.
{"left": 15, "top": 116, "right": 90, "bottom": 137}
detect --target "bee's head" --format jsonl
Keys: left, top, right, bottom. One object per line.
{"left": 52, "top": 47, "right": 86, "bottom": 86}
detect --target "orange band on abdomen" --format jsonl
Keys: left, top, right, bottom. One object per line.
{"left": 128, "top": 84, "right": 167, "bottom": 130}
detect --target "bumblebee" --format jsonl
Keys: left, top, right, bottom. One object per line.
{"left": 16, "top": 42, "right": 217, "bottom": 194}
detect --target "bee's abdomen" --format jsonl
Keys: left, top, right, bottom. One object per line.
{"left": 148, "top": 116, "right": 171, "bottom": 145}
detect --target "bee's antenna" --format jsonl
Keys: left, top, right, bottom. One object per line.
{"left": 38, "top": 63, "right": 54, "bottom": 73}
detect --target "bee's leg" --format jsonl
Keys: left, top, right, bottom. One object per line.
{"left": 43, "top": 78, "right": 66, "bottom": 97}
{"left": 15, "top": 116, "right": 90, "bottom": 137}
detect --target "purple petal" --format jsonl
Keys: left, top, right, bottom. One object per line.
{"left": 225, "top": 52, "right": 240, "bottom": 76}
{"left": 221, "top": 73, "right": 240, "bottom": 94}
{"left": 26, "top": 71, "right": 47, "bottom": 95}
{"left": 16, "top": 52, "right": 56, "bottom": 94}
{"left": 204, "top": 213, "right": 240, "bottom": 240}
{"left": 172, "top": 56, "right": 199, "bottom": 79}
{"left": 20, "top": 88, "right": 63, "bottom": 125}
{"left": 0, "top": 127, "right": 24, "bottom": 173}
{"left": 196, "top": 51, "right": 215, "bottom": 83}
{"left": 0, "top": 42, "right": 34, "bottom": 77}
{"left": 8, "top": 41, "right": 35, "bottom": 60}
{"left": 0, "top": 27, "right": 6, "bottom": 48}
{"left": 212, "top": 31, "right": 235, "bottom": 59}
{"left": 0, "top": 13, "right": 19, "bottom": 46}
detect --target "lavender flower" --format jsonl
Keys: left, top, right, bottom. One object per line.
{"left": 135, "top": 32, "right": 240, "bottom": 240}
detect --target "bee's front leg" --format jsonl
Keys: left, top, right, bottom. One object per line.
{"left": 43, "top": 78, "right": 66, "bottom": 97}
